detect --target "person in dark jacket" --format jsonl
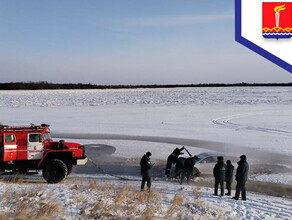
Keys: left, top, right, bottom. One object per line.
{"left": 180, "top": 155, "right": 198, "bottom": 184}
{"left": 213, "top": 156, "right": 227, "bottom": 196}
{"left": 225, "top": 160, "right": 234, "bottom": 196}
{"left": 233, "top": 155, "right": 249, "bottom": 201}
{"left": 165, "top": 146, "right": 185, "bottom": 177}
{"left": 140, "top": 152, "right": 153, "bottom": 191}
{"left": 175, "top": 157, "right": 186, "bottom": 179}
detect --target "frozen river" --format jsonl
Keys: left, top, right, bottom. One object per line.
{"left": 0, "top": 86, "right": 291, "bottom": 220}
{"left": 0, "top": 87, "right": 291, "bottom": 156}
{"left": 1, "top": 87, "right": 292, "bottom": 185}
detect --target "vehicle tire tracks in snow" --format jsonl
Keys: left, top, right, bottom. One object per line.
{"left": 212, "top": 112, "right": 292, "bottom": 138}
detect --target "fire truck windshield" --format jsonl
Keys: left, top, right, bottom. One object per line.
{"left": 43, "top": 132, "right": 52, "bottom": 141}
{"left": 5, "top": 134, "right": 15, "bottom": 143}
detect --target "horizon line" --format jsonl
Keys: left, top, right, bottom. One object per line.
{"left": 0, "top": 81, "right": 291, "bottom": 90}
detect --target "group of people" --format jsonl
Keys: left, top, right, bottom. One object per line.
{"left": 213, "top": 155, "right": 249, "bottom": 200}
{"left": 140, "top": 147, "right": 249, "bottom": 201}
{"left": 166, "top": 146, "right": 199, "bottom": 183}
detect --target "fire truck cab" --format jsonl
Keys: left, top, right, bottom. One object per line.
{"left": 0, "top": 123, "right": 87, "bottom": 183}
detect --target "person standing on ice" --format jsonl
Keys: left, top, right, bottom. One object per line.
{"left": 213, "top": 156, "right": 227, "bottom": 196}
{"left": 233, "top": 155, "right": 249, "bottom": 201}
{"left": 165, "top": 146, "right": 185, "bottom": 177}
{"left": 225, "top": 160, "right": 234, "bottom": 196}
{"left": 180, "top": 155, "right": 198, "bottom": 184}
{"left": 140, "top": 152, "right": 153, "bottom": 191}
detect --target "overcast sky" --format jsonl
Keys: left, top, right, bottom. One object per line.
{"left": 0, "top": 0, "right": 291, "bottom": 84}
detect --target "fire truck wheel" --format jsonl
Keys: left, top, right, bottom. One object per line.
{"left": 66, "top": 164, "right": 73, "bottom": 176}
{"left": 43, "top": 159, "right": 68, "bottom": 183}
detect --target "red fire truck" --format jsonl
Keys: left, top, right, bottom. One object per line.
{"left": 0, "top": 123, "right": 87, "bottom": 183}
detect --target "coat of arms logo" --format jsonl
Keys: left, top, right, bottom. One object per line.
{"left": 235, "top": 0, "right": 292, "bottom": 74}
{"left": 262, "top": 2, "right": 292, "bottom": 39}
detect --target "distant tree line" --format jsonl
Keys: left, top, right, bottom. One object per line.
{"left": 0, "top": 81, "right": 291, "bottom": 90}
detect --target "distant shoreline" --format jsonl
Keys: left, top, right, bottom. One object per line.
{"left": 0, "top": 82, "right": 291, "bottom": 90}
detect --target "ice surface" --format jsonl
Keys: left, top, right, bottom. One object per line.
{"left": 65, "top": 138, "right": 208, "bottom": 160}
{"left": 0, "top": 87, "right": 291, "bottom": 107}
{"left": 0, "top": 87, "right": 291, "bottom": 184}
{"left": 0, "top": 87, "right": 291, "bottom": 219}
{"left": 0, "top": 87, "right": 291, "bottom": 156}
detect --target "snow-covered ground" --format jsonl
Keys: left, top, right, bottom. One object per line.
{"left": 0, "top": 87, "right": 291, "bottom": 219}
{"left": 0, "top": 178, "right": 291, "bottom": 220}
